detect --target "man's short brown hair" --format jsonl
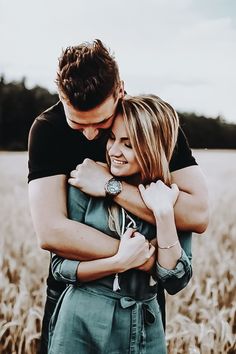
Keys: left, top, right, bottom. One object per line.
{"left": 56, "top": 39, "right": 120, "bottom": 111}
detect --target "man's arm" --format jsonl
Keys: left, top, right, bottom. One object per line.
{"left": 116, "top": 165, "right": 209, "bottom": 233}
{"left": 51, "top": 228, "right": 154, "bottom": 283}
{"left": 171, "top": 166, "right": 209, "bottom": 233}
{"left": 28, "top": 175, "right": 119, "bottom": 260}
{"left": 69, "top": 159, "right": 209, "bottom": 233}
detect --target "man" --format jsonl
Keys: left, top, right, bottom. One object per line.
{"left": 28, "top": 39, "right": 209, "bottom": 353}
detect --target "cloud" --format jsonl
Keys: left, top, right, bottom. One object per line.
{"left": 0, "top": 0, "right": 235, "bottom": 121}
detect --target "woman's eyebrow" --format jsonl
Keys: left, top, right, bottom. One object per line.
{"left": 110, "top": 130, "right": 129, "bottom": 141}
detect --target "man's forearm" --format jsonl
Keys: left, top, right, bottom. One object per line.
{"left": 172, "top": 190, "right": 209, "bottom": 233}
{"left": 69, "top": 161, "right": 209, "bottom": 233}
{"left": 29, "top": 175, "right": 120, "bottom": 262}
{"left": 114, "top": 181, "right": 208, "bottom": 232}
{"left": 39, "top": 218, "right": 119, "bottom": 261}
{"left": 171, "top": 166, "right": 209, "bottom": 233}
{"left": 114, "top": 181, "right": 155, "bottom": 224}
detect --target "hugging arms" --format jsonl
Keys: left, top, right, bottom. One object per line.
{"left": 47, "top": 96, "right": 208, "bottom": 291}
{"left": 29, "top": 149, "right": 208, "bottom": 262}
{"left": 51, "top": 179, "right": 193, "bottom": 295}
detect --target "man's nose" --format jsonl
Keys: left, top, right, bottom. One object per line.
{"left": 82, "top": 127, "right": 99, "bottom": 140}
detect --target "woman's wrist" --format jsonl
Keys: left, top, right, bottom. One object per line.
{"left": 155, "top": 209, "right": 179, "bottom": 248}
{"left": 153, "top": 207, "right": 175, "bottom": 223}
{"left": 76, "top": 256, "right": 125, "bottom": 282}
{"left": 153, "top": 205, "right": 174, "bottom": 219}
{"left": 157, "top": 239, "right": 179, "bottom": 250}
{"left": 110, "top": 254, "right": 127, "bottom": 273}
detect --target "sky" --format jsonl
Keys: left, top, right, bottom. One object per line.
{"left": 0, "top": 0, "right": 235, "bottom": 122}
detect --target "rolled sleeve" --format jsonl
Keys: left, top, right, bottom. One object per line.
{"left": 51, "top": 253, "right": 80, "bottom": 284}
{"left": 156, "top": 249, "right": 192, "bottom": 295}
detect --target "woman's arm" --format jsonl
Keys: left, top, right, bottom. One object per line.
{"left": 139, "top": 181, "right": 192, "bottom": 294}
{"left": 154, "top": 210, "right": 192, "bottom": 294}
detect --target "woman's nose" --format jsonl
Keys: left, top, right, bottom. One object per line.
{"left": 108, "top": 141, "right": 122, "bottom": 157}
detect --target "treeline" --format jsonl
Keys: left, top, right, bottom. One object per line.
{"left": 0, "top": 77, "right": 236, "bottom": 150}
{"left": 0, "top": 77, "right": 58, "bottom": 150}
{"left": 178, "top": 113, "right": 236, "bottom": 149}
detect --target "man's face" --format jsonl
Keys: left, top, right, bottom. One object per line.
{"left": 61, "top": 86, "right": 124, "bottom": 140}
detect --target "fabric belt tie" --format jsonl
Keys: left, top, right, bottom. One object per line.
{"left": 79, "top": 287, "right": 158, "bottom": 354}
{"left": 120, "top": 296, "right": 156, "bottom": 354}
{"left": 119, "top": 296, "right": 156, "bottom": 325}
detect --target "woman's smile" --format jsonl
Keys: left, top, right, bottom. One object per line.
{"left": 111, "top": 158, "right": 128, "bottom": 165}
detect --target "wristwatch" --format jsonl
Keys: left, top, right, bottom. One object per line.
{"left": 104, "top": 178, "right": 122, "bottom": 198}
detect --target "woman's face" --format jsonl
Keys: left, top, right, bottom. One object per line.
{"left": 106, "top": 114, "right": 141, "bottom": 178}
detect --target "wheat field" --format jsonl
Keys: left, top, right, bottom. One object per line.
{"left": 0, "top": 150, "right": 235, "bottom": 354}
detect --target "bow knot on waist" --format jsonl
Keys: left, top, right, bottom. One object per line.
{"left": 119, "top": 297, "right": 156, "bottom": 325}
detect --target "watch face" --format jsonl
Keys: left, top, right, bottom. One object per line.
{"left": 109, "top": 181, "right": 120, "bottom": 194}
{"left": 106, "top": 178, "right": 122, "bottom": 196}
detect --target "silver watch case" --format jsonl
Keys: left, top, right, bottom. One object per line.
{"left": 105, "top": 178, "right": 122, "bottom": 197}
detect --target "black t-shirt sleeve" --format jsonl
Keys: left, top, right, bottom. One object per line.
{"left": 28, "top": 117, "right": 69, "bottom": 182}
{"left": 169, "top": 127, "right": 197, "bottom": 172}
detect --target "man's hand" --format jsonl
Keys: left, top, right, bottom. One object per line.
{"left": 68, "top": 159, "right": 112, "bottom": 197}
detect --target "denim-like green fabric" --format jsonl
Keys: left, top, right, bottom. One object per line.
{"left": 48, "top": 186, "right": 192, "bottom": 353}
{"left": 48, "top": 285, "right": 167, "bottom": 354}
{"left": 51, "top": 187, "right": 192, "bottom": 296}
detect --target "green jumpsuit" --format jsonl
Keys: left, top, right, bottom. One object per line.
{"left": 48, "top": 186, "right": 192, "bottom": 354}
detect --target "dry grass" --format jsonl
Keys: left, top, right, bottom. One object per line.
{"left": 166, "top": 150, "right": 236, "bottom": 353}
{"left": 0, "top": 150, "right": 235, "bottom": 353}
{"left": 0, "top": 152, "right": 48, "bottom": 354}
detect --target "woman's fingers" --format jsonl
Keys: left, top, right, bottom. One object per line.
{"left": 171, "top": 183, "right": 179, "bottom": 192}
{"left": 138, "top": 184, "right": 145, "bottom": 194}
{"left": 122, "top": 227, "right": 136, "bottom": 239}
{"left": 148, "top": 244, "right": 156, "bottom": 257}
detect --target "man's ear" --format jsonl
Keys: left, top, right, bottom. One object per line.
{"left": 58, "top": 90, "right": 64, "bottom": 102}
{"left": 118, "top": 80, "right": 125, "bottom": 98}
{"left": 58, "top": 90, "right": 68, "bottom": 104}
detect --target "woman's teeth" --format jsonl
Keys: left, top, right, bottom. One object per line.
{"left": 112, "top": 159, "right": 127, "bottom": 165}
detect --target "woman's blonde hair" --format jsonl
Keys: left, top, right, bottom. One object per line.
{"left": 108, "top": 94, "right": 179, "bottom": 235}
{"left": 118, "top": 94, "right": 179, "bottom": 185}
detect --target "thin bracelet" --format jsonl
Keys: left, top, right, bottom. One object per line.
{"left": 158, "top": 240, "right": 178, "bottom": 249}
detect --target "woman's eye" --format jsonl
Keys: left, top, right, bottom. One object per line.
{"left": 125, "top": 143, "right": 132, "bottom": 149}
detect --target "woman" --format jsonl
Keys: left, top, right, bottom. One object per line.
{"left": 48, "top": 95, "right": 192, "bottom": 354}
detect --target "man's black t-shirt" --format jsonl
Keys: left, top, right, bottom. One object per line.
{"left": 28, "top": 102, "right": 108, "bottom": 182}
{"left": 28, "top": 101, "right": 197, "bottom": 183}
{"left": 28, "top": 101, "right": 197, "bottom": 331}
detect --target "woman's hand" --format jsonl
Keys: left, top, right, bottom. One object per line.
{"left": 114, "top": 228, "right": 155, "bottom": 272}
{"left": 139, "top": 181, "right": 179, "bottom": 217}
{"left": 136, "top": 251, "right": 156, "bottom": 272}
